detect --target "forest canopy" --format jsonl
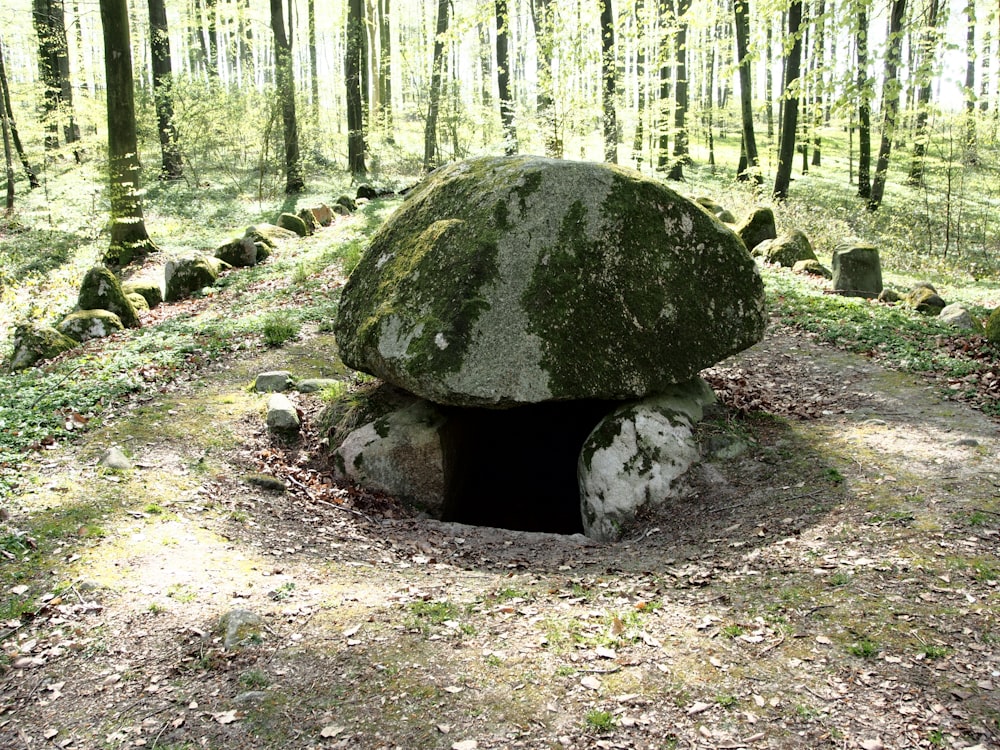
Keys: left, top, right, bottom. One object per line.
{"left": 0, "top": 0, "right": 997, "bottom": 261}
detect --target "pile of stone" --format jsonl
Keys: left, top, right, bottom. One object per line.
{"left": 328, "top": 156, "right": 768, "bottom": 541}
{"left": 8, "top": 189, "right": 383, "bottom": 371}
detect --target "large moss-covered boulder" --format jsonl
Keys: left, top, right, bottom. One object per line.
{"left": 165, "top": 254, "right": 227, "bottom": 302}
{"left": 736, "top": 207, "right": 777, "bottom": 252}
{"left": 58, "top": 309, "right": 124, "bottom": 342}
{"left": 122, "top": 279, "right": 163, "bottom": 308}
{"left": 579, "top": 379, "right": 715, "bottom": 542}
{"left": 215, "top": 235, "right": 260, "bottom": 267}
{"left": 335, "top": 156, "right": 767, "bottom": 408}
{"left": 247, "top": 224, "right": 296, "bottom": 248}
{"left": 8, "top": 323, "right": 78, "bottom": 370}
{"left": 831, "top": 243, "right": 882, "bottom": 298}
{"left": 986, "top": 308, "right": 1000, "bottom": 343}
{"left": 905, "top": 284, "right": 946, "bottom": 315}
{"left": 754, "top": 229, "right": 817, "bottom": 268}
{"left": 78, "top": 266, "right": 140, "bottom": 328}
{"left": 276, "top": 212, "right": 308, "bottom": 237}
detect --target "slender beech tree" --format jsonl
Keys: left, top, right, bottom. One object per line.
{"left": 856, "top": 4, "right": 872, "bottom": 198}
{"left": 657, "top": 1, "right": 673, "bottom": 170}
{"left": 765, "top": 21, "right": 774, "bottom": 139}
{"left": 308, "top": 0, "right": 318, "bottom": 116}
{"left": 0, "top": 39, "right": 39, "bottom": 188}
{"left": 148, "top": 0, "right": 183, "bottom": 179}
{"left": 531, "top": 0, "right": 558, "bottom": 156}
{"left": 907, "top": 0, "right": 940, "bottom": 186}
{"left": 667, "top": 0, "right": 691, "bottom": 179}
{"left": 2, "top": 80, "right": 13, "bottom": 213}
{"left": 733, "top": 0, "right": 761, "bottom": 184}
{"left": 423, "top": 0, "right": 449, "bottom": 170}
{"left": 600, "top": 0, "right": 617, "bottom": 163}
{"left": 868, "top": 0, "right": 907, "bottom": 211}
{"left": 99, "top": 0, "right": 157, "bottom": 265}
{"left": 32, "top": 0, "right": 79, "bottom": 148}
{"left": 773, "top": 0, "right": 803, "bottom": 200}
{"left": 347, "top": 0, "right": 367, "bottom": 175}
{"left": 379, "top": 0, "right": 393, "bottom": 139}
{"left": 963, "top": 0, "right": 977, "bottom": 159}
{"left": 810, "top": 0, "right": 825, "bottom": 166}
{"left": 632, "top": 0, "right": 647, "bottom": 167}
{"left": 271, "top": 0, "right": 304, "bottom": 191}
{"left": 496, "top": 0, "right": 518, "bottom": 154}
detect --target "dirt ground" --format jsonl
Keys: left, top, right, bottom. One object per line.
{"left": 2, "top": 323, "right": 998, "bottom": 750}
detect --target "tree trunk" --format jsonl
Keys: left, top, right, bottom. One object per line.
{"left": 148, "top": 0, "right": 183, "bottom": 179}
{"left": 308, "top": 0, "right": 318, "bottom": 115}
{"left": 773, "top": 0, "right": 802, "bottom": 200}
{"left": 99, "top": 0, "right": 156, "bottom": 265}
{"left": 0, "top": 39, "right": 40, "bottom": 188}
{"left": 600, "top": 0, "right": 617, "bottom": 163}
{"left": 907, "top": 0, "right": 939, "bottom": 186}
{"left": 656, "top": 1, "right": 672, "bottom": 170}
{"left": 963, "top": 0, "right": 977, "bottom": 159}
{"left": 706, "top": 21, "right": 717, "bottom": 169}
{"left": 379, "top": 0, "right": 393, "bottom": 139}
{"left": 205, "top": 0, "right": 219, "bottom": 76}
{"left": 733, "top": 0, "right": 761, "bottom": 184}
{"left": 765, "top": 20, "right": 774, "bottom": 139}
{"left": 346, "top": 0, "right": 367, "bottom": 175}
{"left": 666, "top": 0, "right": 691, "bottom": 179}
{"left": 423, "top": 0, "right": 448, "bottom": 170}
{"left": 496, "top": 0, "right": 518, "bottom": 154}
{"left": 531, "top": 0, "right": 559, "bottom": 157}
{"left": 2, "top": 84, "right": 14, "bottom": 213}
{"left": 868, "top": 0, "right": 906, "bottom": 211}
{"left": 32, "top": 0, "right": 79, "bottom": 148}
{"left": 631, "top": 0, "right": 646, "bottom": 168}
{"left": 810, "top": 0, "right": 824, "bottom": 167}
{"left": 856, "top": 7, "right": 871, "bottom": 199}
{"left": 271, "top": 0, "right": 304, "bottom": 191}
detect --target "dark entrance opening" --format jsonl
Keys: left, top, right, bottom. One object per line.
{"left": 440, "top": 400, "right": 614, "bottom": 534}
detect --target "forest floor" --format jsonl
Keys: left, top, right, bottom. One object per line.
{"left": 2, "top": 276, "right": 999, "bottom": 750}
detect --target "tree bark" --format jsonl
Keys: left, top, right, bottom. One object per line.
{"left": 907, "top": 0, "right": 939, "bottom": 186}
{"left": 0, "top": 39, "right": 39, "bottom": 188}
{"left": 99, "top": 0, "right": 156, "bottom": 265}
{"left": 733, "top": 0, "right": 761, "bottom": 184}
{"left": 346, "top": 0, "right": 367, "bottom": 175}
{"left": 600, "top": 0, "right": 617, "bottom": 163}
{"left": 308, "top": 0, "right": 318, "bottom": 114}
{"left": 868, "top": 0, "right": 906, "bottom": 211}
{"left": 656, "top": 1, "right": 672, "bottom": 170}
{"left": 423, "top": 0, "right": 448, "bottom": 170}
{"left": 379, "top": 0, "right": 393, "bottom": 139}
{"left": 32, "top": 0, "right": 79, "bottom": 148}
{"left": 856, "top": 7, "right": 871, "bottom": 198}
{"left": 666, "top": 0, "right": 691, "bottom": 179}
{"left": 531, "top": 0, "right": 559, "bottom": 156}
{"left": 148, "top": 0, "right": 183, "bottom": 179}
{"left": 765, "top": 20, "right": 774, "bottom": 139}
{"left": 2, "top": 84, "right": 14, "bottom": 213}
{"left": 963, "top": 0, "right": 977, "bottom": 159}
{"left": 810, "top": 0, "right": 824, "bottom": 167}
{"left": 496, "top": 0, "right": 518, "bottom": 154}
{"left": 271, "top": 0, "right": 304, "bottom": 191}
{"left": 773, "top": 0, "right": 802, "bottom": 200}
{"left": 631, "top": 0, "right": 646, "bottom": 168}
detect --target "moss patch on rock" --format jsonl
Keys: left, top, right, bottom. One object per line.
{"left": 78, "top": 266, "right": 141, "bottom": 328}
{"left": 9, "top": 322, "right": 79, "bottom": 370}
{"left": 336, "top": 156, "right": 767, "bottom": 408}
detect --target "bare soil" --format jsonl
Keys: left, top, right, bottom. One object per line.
{"left": 2, "top": 324, "right": 999, "bottom": 750}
